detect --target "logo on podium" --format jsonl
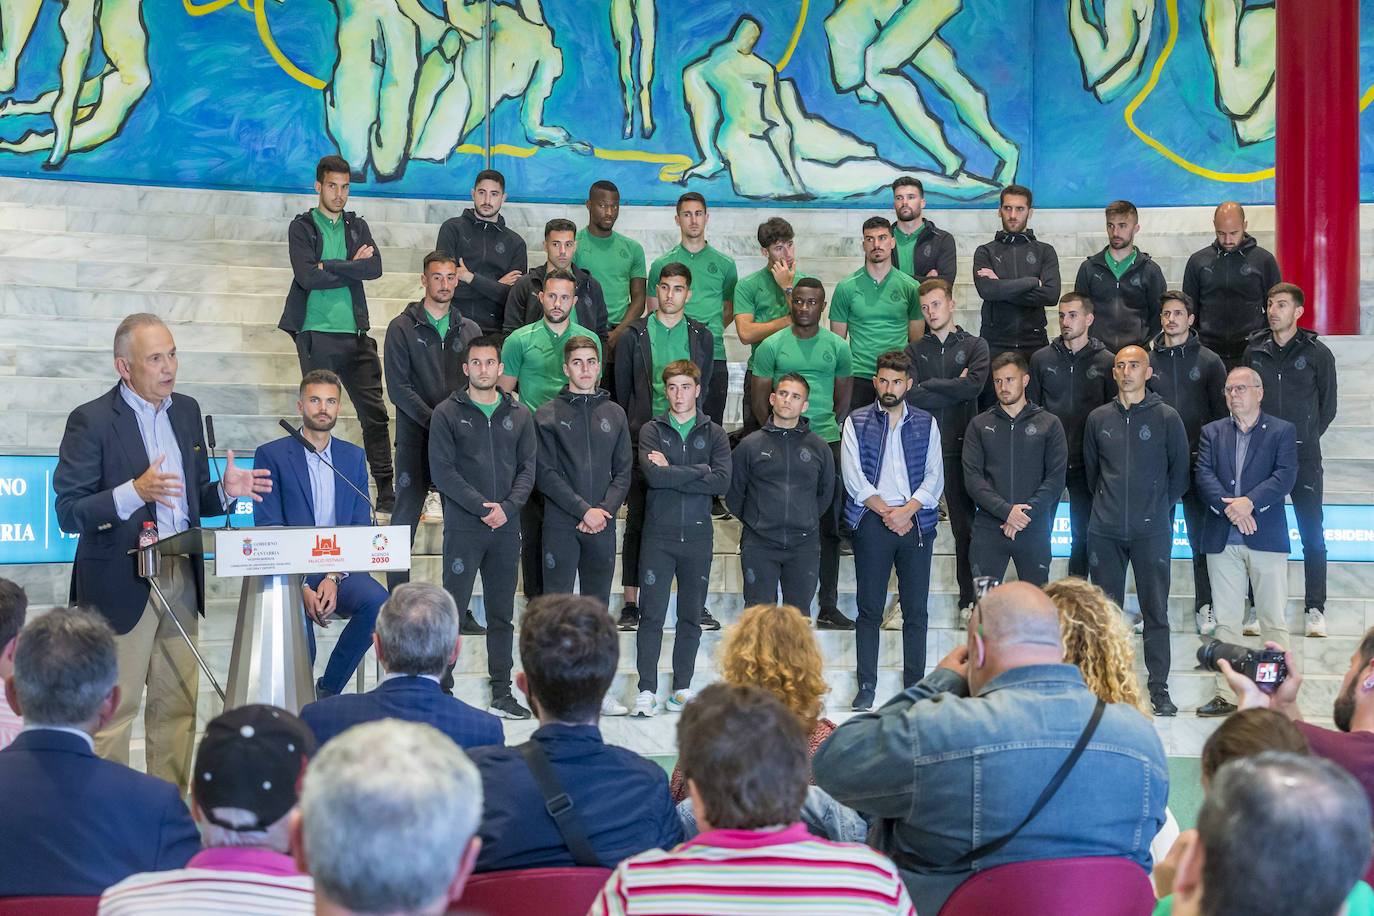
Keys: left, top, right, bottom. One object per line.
{"left": 312, "top": 534, "right": 342, "bottom": 557}
{"left": 372, "top": 533, "right": 389, "bottom": 551}
{"left": 242, "top": 538, "right": 253, "bottom": 556}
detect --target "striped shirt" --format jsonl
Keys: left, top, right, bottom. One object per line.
{"left": 98, "top": 847, "right": 314, "bottom": 915}
{"left": 588, "top": 823, "right": 915, "bottom": 915}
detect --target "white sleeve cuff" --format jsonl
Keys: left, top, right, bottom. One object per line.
{"left": 113, "top": 480, "right": 142, "bottom": 521}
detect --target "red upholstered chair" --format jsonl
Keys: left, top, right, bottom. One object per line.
{"left": 450, "top": 867, "right": 614, "bottom": 916}
{"left": 0, "top": 897, "right": 100, "bottom": 916}
{"left": 938, "top": 857, "right": 1156, "bottom": 916}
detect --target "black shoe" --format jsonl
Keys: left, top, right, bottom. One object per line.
{"left": 1196, "top": 696, "right": 1238, "bottom": 718}
{"left": 852, "top": 685, "right": 876, "bottom": 711}
{"left": 489, "top": 693, "right": 532, "bottom": 719}
{"left": 816, "top": 606, "right": 856, "bottom": 630}
{"left": 459, "top": 610, "right": 487, "bottom": 635}
{"left": 1151, "top": 691, "right": 1178, "bottom": 717}
{"left": 617, "top": 603, "right": 640, "bottom": 631}
{"left": 700, "top": 610, "right": 721, "bottom": 631}
{"left": 839, "top": 536, "right": 854, "bottom": 556}
{"left": 315, "top": 678, "right": 337, "bottom": 701}
{"left": 711, "top": 497, "right": 731, "bottom": 520}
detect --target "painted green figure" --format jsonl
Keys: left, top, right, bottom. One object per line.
{"left": 0, "top": 0, "right": 42, "bottom": 92}
{"left": 824, "top": 0, "right": 1020, "bottom": 184}
{"left": 1068, "top": 0, "right": 1156, "bottom": 103}
{"left": 1201, "top": 0, "right": 1275, "bottom": 145}
{"left": 610, "top": 0, "right": 657, "bottom": 139}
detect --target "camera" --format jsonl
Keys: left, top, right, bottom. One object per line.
{"left": 1196, "top": 638, "right": 1288, "bottom": 694}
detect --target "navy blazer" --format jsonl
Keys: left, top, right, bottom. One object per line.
{"left": 299, "top": 675, "right": 503, "bottom": 749}
{"left": 54, "top": 384, "right": 222, "bottom": 634}
{"left": 0, "top": 730, "right": 201, "bottom": 896}
{"left": 1195, "top": 412, "right": 1298, "bottom": 555}
{"left": 252, "top": 434, "right": 371, "bottom": 528}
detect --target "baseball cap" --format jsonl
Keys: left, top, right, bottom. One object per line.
{"left": 193, "top": 704, "right": 316, "bottom": 830}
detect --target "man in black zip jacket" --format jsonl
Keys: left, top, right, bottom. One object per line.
{"left": 1182, "top": 201, "right": 1281, "bottom": 369}
{"left": 534, "top": 335, "right": 632, "bottom": 611}
{"left": 972, "top": 184, "right": 1060, "bottom": 409}
{"left": 1074, "top": 200, "right": 1167, "bottom": 352}
{"left": 891, "top": 176, "right": 956, "bottom": 284}
{"left": 1244, "top": 282, "right": 1338, "bottom": 637}
{"left": 1084, "top": 345, "right": 1190, "bottom": 716}
{"left": 906, "top": 278, "right": 988, "bottom": 619}
{"left": 1149, "top": 291, "right": 1227, "bottom": 632}
{"left": 613, "top": 264, "right": 715, "bottom": 633}
{"left": 631, "top": 360, "right": 731, "bottom": 719}
{"left": 434, "top": 169, "right": 528, "bottom": 335}
{"left": 280, "top": 155, "right": 394, "bottom": 510}
{"left": 383, "top": 250, "right": 482, "bottom": 594}
{"left": 726, "top": 373, "right": 835, "bottom": 609}
{"left": 503, "top": 218, "right": 609, "bottom": 346}
{"left": 429, "top": 336, "right": 536, "bottom": 721}
{"left": 963, "top": 352, "right": 1067, "bottom": 587}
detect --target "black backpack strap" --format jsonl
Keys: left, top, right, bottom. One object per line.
{"left": 518, "top": 740, "right": 602, "bottom": 868}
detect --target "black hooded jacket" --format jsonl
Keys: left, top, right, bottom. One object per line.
{"left": 434, "top": 209, "right": 528, "bottom": 334}
{"left": 1083, "top": 392, "right": 1190, "bottom": 540}
{"left": 639, "top": 414, "right": 731, "bottom": 542}
{"left": 1181, "top": 234, "right": 1281, "bottom": 361}
{"left": 972, "top": 229, "right": 1060, "bottom": 348}
{"left": 1148, "top": 329, "right": 1227, "bottom": 456}
{"left": 1244, "top": 327, "right": 1338, "bottom": 456}
{"left": 893, "top": 218, "right": 957, "bottom": 285}
{"left": 1029, "top": 336, "right": 1117, "bottom": 468}
{"left": 534, "top": 386, "right": 633, "bottom": 526}
{"left": 614, "top": 317, "right": 716, "bottom": 437}
{"left": 1075, "top": 248, "right": 1167, "bottom": 352}
{"left": 905, "top": 327, "right": 990, "bottom": 456}
{"left": 280, "top": 209, "right": 381, "bottom": 334}
{"left": 384, "top": 300, "right": 483, "bottom": 445}
{"left": 503, "top": 263, "right": 609, "bottom": 347}
{"left": 962, "top": 401, "right": 1068, "bottom": 531}
{"left": 726, "top": 417, "right": 835, "bottom": 550}
{"left": 428, "top": 389, "right": 536, "bottom": 530}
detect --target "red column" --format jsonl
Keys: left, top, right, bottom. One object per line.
{"left": 1275, "top": 0, "right": 1360, "bottom": 335}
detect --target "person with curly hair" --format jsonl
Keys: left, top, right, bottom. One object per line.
{"left": 1044, "top": 576, "right": 1149, "bottom": 716}
{"left": 669, "top": 603, "right": 834, "bottom": 802}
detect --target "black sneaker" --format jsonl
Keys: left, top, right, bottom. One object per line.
{"left": 1151, "top": 691, "right": 1178, "bottom": 717}
{"left": 459, "top": 611, "right": 487, "bottom": 635}
{"left": 617, "top": 603, "right": 640, "bottom": 631}
{"left": 700, "top": 610, "right": 722, "bottom": 631}
{"left": 852, "top": 685, "right": 876, "bottom": 711}
{"left": 315, "top": 678, "right": 338, "bottom": 701}
{"left": 839, "top": 536, "right": 854, "bottom": 556}
{"left": 816, "top": 607, "right": 856, "bottom": 630}
{"left": 711, "top": 497, "right": 731, "bottom": 520}
{"left": 489, "top": 693, "right": 532, "bottom": 719}
{"left": 1196, "top": 696, "right": 1238, "bottom": 718}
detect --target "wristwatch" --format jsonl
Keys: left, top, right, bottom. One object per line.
{"left": 784, "top": 285, "right": 794, "bottom": 296}
{"left": 325, "top": 573, "right": 343, "bottom": 585}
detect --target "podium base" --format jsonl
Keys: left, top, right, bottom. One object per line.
{"left": 224, "top": 574, "right": 315, "bottom": 713}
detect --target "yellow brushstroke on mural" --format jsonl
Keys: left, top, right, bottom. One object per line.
{"left": 776, "top": 0, "right": 809, "bottom": 73}
{"left": 457, "top": 142, "right": 691, "bottom": 182}
{"left": 252, "top": 0, "right": 326, "bottom": 89}
{"left": 183, "top": 0, "right": 237, "bottom": 14}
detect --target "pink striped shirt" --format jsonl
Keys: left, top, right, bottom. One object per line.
{"left": 98, "top": 847, "right": 314, "bottom": 915}
{"left": 588, "top": 823, "right": 916, "bottom": 915}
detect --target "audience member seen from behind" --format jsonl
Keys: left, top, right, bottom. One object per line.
{"left": 670, "top": 603, "right": 834, "bottom": 803}
{"left": 0, "top": 577, "right": 28, "bottom": 749}
{"left": 467, "top": 594, "right": 682, "bottom": 872}
{"left": 1045, "top": 577, "right": 1148, "bottom": 715}
{"left": 299, "top": 582, "right": 503, "bottom": 749}
{"left": 590, "top": 683, "right": 915, "bottom": 915}
{"left": 290, "top": 719, "right": 482, "bottom": 916}
{"left": 1166, "top": 753, "right": 1372, "bottom": 916}
{"left": 100, "top": 704, "right": 318, "bottom": 915}
{"left": 813, "top": 581, "right": 1167, "bottom": 915}
{"left": 0, "top": 608, "right": 200, "bottom": 897}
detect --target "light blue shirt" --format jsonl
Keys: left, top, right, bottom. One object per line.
{"left": 840, "top": 403, "right": 944, "bottom": 510}
{"left": 304, "top": 435, "right": 336, "bottom": 528}
{"left": 112, "top": 383, "right": 190, "bottom": 535}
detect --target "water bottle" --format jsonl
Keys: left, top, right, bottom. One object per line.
{"left": 137, "top": 521, "right": 159, "bottom": 578}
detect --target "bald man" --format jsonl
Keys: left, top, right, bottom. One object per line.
{"left": 813, "top": 582, "right": 1167, "bottom": 916}
{"left": 1181, "top": 202, "right": 1281, "bottom": 369}
{"left": 1084, "top": 345, "right": 1190, "bottom": 717}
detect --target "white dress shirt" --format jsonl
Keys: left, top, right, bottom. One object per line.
{"left": 840, "top": 404, "right": 944, "bottom": 513}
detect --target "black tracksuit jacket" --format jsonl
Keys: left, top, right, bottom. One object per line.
{"left": 894, "top": 218, "right": 957, "bottom": 285}
{"left": 280, "top": 209, "right": 381, "bottom": 334}
{"left": 1075, "top": 248, "right": 1167, "bottom": 352}
{"left": 962, "top": 401, "right": 1068, "bottom": 530}
{"left": 1083, "top": 392, "right": 1190, "bottom": 540}
{"left": 1029, "top": 336, "right": 1117, "bottom": 468}
{"left": 1181, "top": 234, "right": 1282, "bottom": 361}
{"left": 383, "top": 300, "right": 483, "bottom": 445}
{"left": 1244, "top": 327, "right": 1338, "bottom": 457}
{"left": 905, "top": 326, "right": 990, "bottom": 457}
{"left": 638, "top": 414, "right": 731, "bottom": 542}
{"left": 429, "top": 390, "right": 536, "bottom": 530}
{"left": 614, "top": 317, "right": 716, "bottom": 436}
{"left": 503, "top": 263, "right": 609, "bottom": 347}
{"left": 434, "top": 209, "right": 529, "bottom": 334}
{"left": 534, "top": 386, "right": 633, "bottom": 526}
{"left": 726, "top": 417, "right": 835, "bottom": 550}
{"left": 1148, "top": 329, "right": 1227, "bottom": 456}
{"left": 972, "top": 229, "right": 1061, "bottom": 348}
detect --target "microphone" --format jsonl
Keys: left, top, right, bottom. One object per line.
{"left": 205, "top": 415, "right": 232, "bottom": 530}
{"left": 278, "top": 419, "right": 377, "bottom": 524}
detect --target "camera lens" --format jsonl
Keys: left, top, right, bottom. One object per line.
{"left": 1196, "top": 638, "right": 1253, "bottom": 673}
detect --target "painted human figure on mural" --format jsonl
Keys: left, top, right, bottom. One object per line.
{"left": 1067, "top": 0, "right": 1156, "bottom": 103}
{"left": 823, "top": 0, "right": 1020, "bottom": 184}
{"left": 0, "top": 0, "right": 43, "bottom": 93}
{"left": 1201, "top": 0, "right": 1274, "bottom": 145}
{"left": 610, "top": 0, "right": 656, "bottom": 139}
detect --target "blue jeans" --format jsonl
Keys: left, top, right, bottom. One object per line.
{"left": 853, "top": 511, "right": 935, "bottom": 690}
{"left": 305, "top": 572, "right": 386, "bottom": 695}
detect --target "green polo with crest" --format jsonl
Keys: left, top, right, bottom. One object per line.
{"left": 829, "top": 266, "right": 921, "bottom": 378}
{"left": 752, "top": 327, "right": 852, "bottom": 443}
{"left": 574, "top": 228, "right": 646, "bottom": 326}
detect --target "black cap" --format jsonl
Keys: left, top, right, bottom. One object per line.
{"left": 193, "top": 704, "right": 316, "bottom": 830}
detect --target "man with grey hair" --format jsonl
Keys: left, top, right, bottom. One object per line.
{"left": 814, "top": 581, "right": 1168, "bottom": 915}
{"left": 54, "top": 312, "right": 272, "bottom": 791}
{"left": 0, "top": 607, "right": 200, "bottom": 896}
{"left": 1167, "top": 752, "right": 1372, "bottom": 916}
{"left": 299, "top": 582, "right": 503, "bottom": 748}
{"left": 0, "top": 576, "right": 29, "bottom": 750}
{"left": 290, "top": 719, "right": 484, "bottom": 916}
{"left": 100, "top": 704, "right": 317, "bottom": 914}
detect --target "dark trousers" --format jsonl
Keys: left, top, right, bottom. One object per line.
{"left": 741, "top": 369, "right": 763, "bottom": 436}
{"left": 1291, "top": 457, "right": 1327, "bottom": 610}
{"left": 853, "top": 512, "right": 935, "bottom": 690}
{"left": 740, "top": 535, "right": 820, "bottom": 610}
{"left": 970, "top": 522, "right": 1052, "bottom": 586}
{"left": 603, "top": 358, "right": 620, "bottom": 405}
{"left": 542, "top": 518, "right": 618, "bottom": 607}
{"left": 1065, "top": 465, "right": 1093, "bottom": 578}
{"left": 1088, "top": 531, "right": 1172, "bottom": 694}
{"left": 294, "top": 330, "right": 393, "bottom": 498}
{"left": 441, "top": 523, "right": 520, "bottom": 694}
{"left": 387, "top": 437, "right": 430, "bottom": 589}
{"left": 850, "top": 376, "right": 877, "bottom": 412}
{"left": 818, "top": 440, "right": 842, "bottom": 612}
{"left": 622, "top": 461, "right": 647, "bottom": 590}
{"left": 1180, "top": 481, "right": 1213, "bottom": 611}
{"left": 635, "top": 537, "right": 713, "bottom": 692}
{"left": 304, "top": 572, "right": 387, "bottom": 695}
{"left": 980, "top": 345, "right": 1042, "bottom": 410}
{"left": 705, "top": 359, "right": 728, "bottom": 427}
{"left": 520, "top": 491, "right": 545, "bottom": 599}
{"left": 944, "top": 453, "right": 976, "bottom": 606}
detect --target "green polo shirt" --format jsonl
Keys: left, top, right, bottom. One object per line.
{"left": 753, "top": 327, "right": 852, "bottom": 443}
{"left": 829, "top": 266, "right": 920, "bottom": 378}
{"left": 426, "top": 308, "right": 451, "bottom": 340}
{"left": 648, "top": 313, "right": 692, "bottom": 417}
{"left": 1105, "top": 247, "right": 1137, "bottom": 279}
{"left": 669, "top": 413, "right": 697, "bottom": 441}
{"left": 648, "top": 242, "right": 738, "bottom": 361}
{"left": 574, "top": 229, "right": 646, "bottom": 326}
{"left": 500, "top": 319, "right": 601, "bottom": 409}
{"left": 473, "top": 396, "right": 500, "bottom": 418}
{"left": 893, "top": 224, "right": 922, "bottom": 281}
{"left": 302, "top": 208, "right": 357, "bottom": 333}
{"left": 734, "top": 266, "right": 812, "bottom": 372}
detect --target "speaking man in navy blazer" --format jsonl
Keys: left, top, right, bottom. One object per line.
{"left": 299, "top": 582, "right": 503, "bottom": 749}
{"left": 0, "top": 607, "right": 201, "bottom": 896}
{"left": 1193, "top": 366, "right": 1298, "bottom": 717}
{"left": 254, "top": 369, "right": 389, "bottom": 698}
{"left": 54, "top": 313, "right": 272, "bottom": 791}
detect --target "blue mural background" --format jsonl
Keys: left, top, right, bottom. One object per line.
{"left": 0, "top": 0, "right": 1368, "bottom": 207}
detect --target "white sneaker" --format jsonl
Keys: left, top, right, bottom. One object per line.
{"left": 421, "top": 490, "right": 443, "bottom": 521}
{"left": 1132, "top": 617, "right": 1144, "bottom": 635}
{"left": 1305, "top": 607, "right": 1328, "bottom": 638}
{"left": 600, "top": 693, "right": 628, "bottom": 716}
{"left": 632, "top": 690, "right": 658, "bottom": 718}
{"left": 666, "top": 689, "right": 696, "bottom": 713}
{"left": 957, "top": 604, "right": 974, "bottom": 630}
{"left": 1243, "top": 607, "right": 1260, "bottom": 637}
{"left": 881, "top": 602, "right": 902, "bottom": 631}
{"left": 1196, "top": 604, "right": 1218, "bottom": 636}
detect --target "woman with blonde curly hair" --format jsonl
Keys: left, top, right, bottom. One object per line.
{"left": 669, "top": 603, "right": 835, "bottom": 802}
{"left": 1043, "top": 577, "right": 1149, "bottom": 716}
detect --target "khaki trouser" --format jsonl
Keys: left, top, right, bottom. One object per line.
{"left": 1208, "top": 545, "right": 1290, "bottom": 696}
{"left": 94, "top": 556, "right": 199, "bottom": 792}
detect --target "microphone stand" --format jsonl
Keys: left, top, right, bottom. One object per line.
{"left": 205, "top": 415, "right": 232, "bottom": 531}
{"left": 278, "top": 419, "right": 378, "bottom": 525}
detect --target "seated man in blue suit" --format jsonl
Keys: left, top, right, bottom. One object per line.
{"left": 254, "top": 369, "right": 389, "bottom": 698}
{"left": 300, "top": 582, "right": 503, "bottom": 748}
{"left": 0, "top": 607, "right": 200, "bottom": 896}
{"left": 1194, "top": 366, "right": 1299, "bottom": 718}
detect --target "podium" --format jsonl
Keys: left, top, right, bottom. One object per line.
{"left": 137, "top": 525, "right": 409, "bottom": 713}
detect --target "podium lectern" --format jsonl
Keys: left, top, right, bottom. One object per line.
{"left": 136, "top": 525, "right": 409, "bottom": 714}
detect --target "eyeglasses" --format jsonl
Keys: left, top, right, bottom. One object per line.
{"left": 972, "top": 576, "right": 1001, "bottom": 639}
{"left": 1224, "top": 385, "right": 1256, "bottom": 395}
